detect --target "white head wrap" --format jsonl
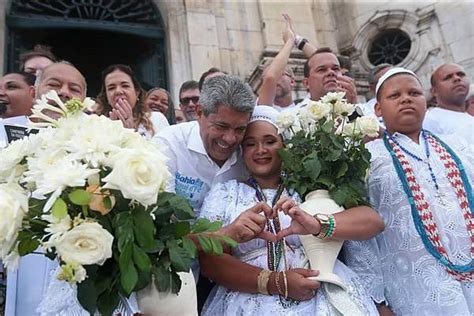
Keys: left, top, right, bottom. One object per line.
{"left": 248, "top": 105, "right": 281, "bottom": 133}
{"left": 375, "top": 67, "right": 419, "bottom": 99}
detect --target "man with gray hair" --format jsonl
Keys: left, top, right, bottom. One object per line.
{"left": 154, "top": 75, "right": 275, "bottom": 235}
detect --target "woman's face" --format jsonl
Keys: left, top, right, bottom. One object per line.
{"left": 242, "top": 121, "right": 284, "bottom": 181}
{"left": 0, "top": 74, "right": 35, "bottom": 118}
{"left": 104, "top": 70, "right": 138, "bottom": 110}
{"left": 146, "top": 89, "right": 169, "bottom": 114}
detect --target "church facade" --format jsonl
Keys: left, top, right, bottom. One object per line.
{"left": 0, "top": 0, "right": 472, "bottom": 101}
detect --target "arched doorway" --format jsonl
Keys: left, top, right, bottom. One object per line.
{"left": 6, "top": 0, "right": 167, "bottom": 97}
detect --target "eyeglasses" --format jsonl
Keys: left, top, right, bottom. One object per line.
{"left": 180, "top": 96, "right": 199, "bottom": 106}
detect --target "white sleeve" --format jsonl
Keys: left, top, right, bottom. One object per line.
{"left": 150, "top": 112, "right": 170, "bottom": 134}
{"left": 153, "top": 134, "right": 176, "bottom": 194}
{"left": 199, "top": 180, "right": 238, "bottom": 225}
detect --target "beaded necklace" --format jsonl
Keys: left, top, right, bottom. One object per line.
{"left": 383, "top": 130, "right": 474, "bottom": 281}
{"left": 247, "top": 177, "right": 299, "bottom": 307}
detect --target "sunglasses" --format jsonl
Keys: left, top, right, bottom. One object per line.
{"left": 180, "top": 96, "right": 199, "bottom": 106}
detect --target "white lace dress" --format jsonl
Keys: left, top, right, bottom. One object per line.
{"left": 343, "top": 133, "right": 474, "bottom": 315}
{"left": 199, "top": 180, "right": 378, "bottom": 316}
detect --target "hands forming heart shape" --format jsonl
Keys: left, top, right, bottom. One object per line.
{"left": 222, "top": 197, "right": 321, "bottom": 244}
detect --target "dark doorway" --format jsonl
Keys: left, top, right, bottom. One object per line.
{"left": 9, "top": 28, "right": 166, "bottom": 97}
{"left": 6, "top": 0, "right": 167, "bottom": 97}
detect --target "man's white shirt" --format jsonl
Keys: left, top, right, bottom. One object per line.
{"left": 423, "top": 107, "right": 473, "bottom": 143}
{"left": 153, "top": 121, "right": 247, "bottom": 216}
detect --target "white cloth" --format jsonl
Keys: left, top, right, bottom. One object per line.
{"left": 6, "top": 254, "right": 140, "bottom": 316}
{"left": 137, "top": 111, "right": 169, "bottom": 140}
{"left": 153, "top": 121, "right": 247, "bottom": 214}
{"left": 0, "top": 116, "right": 29, "bottom": 148}
{"left": 199, "top": 180, "right": 378, "bottom": 316}
{"left": 359, "top": 98, "right": 385, "bottom": 127}
{"left": 272, "top": 102, "right": 302, "bottom": 113}
{"left": 343, "top": 133, "right": 474, "bottom": 315}
{"left": 295, "top": 94, "right": 312, "bottom": 109}
{"left": 423, "top": 107, "right": 474, "bottom": 143}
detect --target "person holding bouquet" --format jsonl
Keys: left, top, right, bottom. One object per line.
{"left": 343, "top": 68, "right": 474, "bottom": 315}
{"left": 198, "top": 105, "right": 383, "bottom": 315}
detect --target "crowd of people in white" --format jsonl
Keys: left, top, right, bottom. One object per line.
{"left": 0, "top": 14, "right": 473, "bottom": 316}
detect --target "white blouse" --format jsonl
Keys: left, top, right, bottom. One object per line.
{"left": 344, "top": 133, "right": 474, "bottom": 315}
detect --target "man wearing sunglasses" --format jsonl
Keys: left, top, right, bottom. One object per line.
{"left": 179, "top": 80, "right": 200, "bottom": 121}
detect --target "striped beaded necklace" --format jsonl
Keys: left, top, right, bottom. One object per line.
{"left": 383, "top": 130, "right": 474, "bottom": 281}
{"left": 247, "top": 177, "right": 299, "bottom": 307}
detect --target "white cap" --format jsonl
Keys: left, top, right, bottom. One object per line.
{"left": 249, "top": 105, "right": 280, "bottom": 133}
{"left": 375, "top": 67, "right": 419, "bottom": 98}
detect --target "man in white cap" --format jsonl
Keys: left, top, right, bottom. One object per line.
{"left": 344, "top": 67, "right": 474, "bottom": 316}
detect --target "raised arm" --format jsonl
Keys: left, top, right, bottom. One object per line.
{"left": 284, "top": 13, "right": 317, "bottom": 58}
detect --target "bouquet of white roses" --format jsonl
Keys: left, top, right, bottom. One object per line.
{"left": 276, "top": 92, "right": 379, "bottom": 207}
{"left": 0, "top": 91, "right": 233, "bottom": 315}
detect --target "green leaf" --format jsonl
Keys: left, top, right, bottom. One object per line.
{"left": 114, "top": 213, "right": 134, "bottom": 252}
{"left": 97, "top": 289, "right": 120, "bottom": 316}
{"left": 133, "top": 209, "right": 155, "bottom": 250}
{"left": 153, "top": 265, "right": 171, "bottom": 292}
{"left": 77, "top": 267, "right": 98, "bottom": 315}
{"left": 169, "top": 242, "right": 193, "bottom": 272}
{"left": 51, "top": 198, "right": 68, "bottom": 219}
{"left": 196, "top": 234, "right": 213, "bottom": 253}
{"left": 302, "top": 154, "right": 321, "bottom": 179}
{"left": 119, "top": 242, "right": 138, "bottom": 294}
{"left": 170, "top": 271, "right": 182, "bottom": 294}
{"left": 68, "top": 189, "right": 91, "bottom": 206}
{"left": 133, "top": 244, "right": 152, "bottom": 273}
{"left": 191, "top": 218, "right": 212, "bottom": 234}
{"left": 182, "top": 237, "right": 197, "bottom": 258}
{"left": 169, "top": 195, "right": 194, "bottom": 220}
{"left": 174, "top": 222, "right": 191, "bottom": 238}
{"left": 336, "top": 161, "right": 349, "bottom": 178}
{"left": 322, "top": 120, "right": 334, "bottom": 133}
{"left": 210, "top": 237, "right": 223, "bottom": 255}
{"left": 18, "top": 238, "right": 40, "bottom": 256}
{"left": 207, "top": 221, "right": 223, "bottom": 232}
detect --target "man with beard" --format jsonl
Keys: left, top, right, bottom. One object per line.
{"left": 423, "top": 63, "right": 473, "bottom": 142}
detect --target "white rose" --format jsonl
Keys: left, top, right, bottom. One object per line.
{"left": 55, "top": 222, "right": 113, "bottom": 265}
{"left": 320, "top": 91, "right": 346, "bottom": 105}
{"left": 306, "top": 101, "right": 332, "bottom": 121}
{"left": 356, "top": 116, "right": 380, "bottom": 138}
{"left": 342, "top": 122, "right": 359, "bottom": 137}
{"left": 0, "top": 183, "right": 28, "bottom": 261}
{"left": 103, "top": 147, "right": 170, "bottom": 206}
{"left": 333, "top": 100, "right": 355, "bottom": 116}
{"left": 276, "top": 112, "right": 296, "bottom": 129}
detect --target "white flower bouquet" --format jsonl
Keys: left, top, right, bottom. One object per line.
{"left": 277, "top": 92, "right": 379, "bottom": 207}
{"left": 0, "top": 91, "right": 232, "bottom": 315}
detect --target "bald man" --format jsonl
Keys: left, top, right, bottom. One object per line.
{"left": 423, "top": 63, "right": 473, "bottom": 142}
{"left": 36, "top": 62, "right": 87, "bottom": 101}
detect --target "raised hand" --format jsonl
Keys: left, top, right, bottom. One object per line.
{"left": 109, "top": 97, "right": 135, "bottom": 129}
{"left": 285, "top": 268, "right": 320, "bottom": 301}
{"left": 220, "top": 202, "right": 277, "bottom": 243}
{"left": 282, "top": 13, "right": 296, "bottom": 44}
{"left": 273, "top": 196, "right": 321, "bottom": 239}
{"left": 336, "top": 75, "right": 358, "bottom": 104}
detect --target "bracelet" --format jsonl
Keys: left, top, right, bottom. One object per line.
{"left": 257, "top": 269, "right": 272, "bottom": 295}
{"left": 282, "top": 271, "right": 289, "bottom": 299}
{"left": 324, "top": 214, "right": 336, "bottom": 239}
{"left": 298, "top": 38, "right": 308, "bottom": 50}
{"left": 275, "top": 271, "right": 284, "bottom": 296}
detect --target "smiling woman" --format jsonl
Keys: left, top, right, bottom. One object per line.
{"left": 0, "top": 72, "right": 35, "bottom": 119}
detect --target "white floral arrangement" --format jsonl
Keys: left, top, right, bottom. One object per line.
{"left": 0, "top": 91, "right": 230, "bottom": 314}
{"left": 276, "top": 92, "right": 379, "bottom": 207}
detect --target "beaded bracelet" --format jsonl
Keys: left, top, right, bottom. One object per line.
{"left": 282, "top": 271, "right": 289, "bottom": 299}
{"left": 275, "top": 271, "right": 284, "bottom": 297}
{"left": 324, "top": 215, "right": 336, "bottom": 239}
{"left": 257, "top": 269, "right": 272, "bottom": 295}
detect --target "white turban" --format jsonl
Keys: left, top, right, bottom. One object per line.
{"left": 248, "top": 105, "right": 281, "bottom": 133}
{"left": 375, "top": 67, "right": 420, "bottom": 99}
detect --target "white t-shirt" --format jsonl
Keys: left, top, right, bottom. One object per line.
{"left": 272, "top": 102, "right": 302, "bottom": 113}
{"left": 423, "top": 107, "right": 473, "bottom": 142}
{"left": 137, "top": 111, "right": 169, "bottom": 140}
{"left": 153, "top": 121, "right": 247, "bottom": 215}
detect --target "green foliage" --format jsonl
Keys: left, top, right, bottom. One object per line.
{"left": 279, "top": 118, "right": 371, "bottom": 208}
